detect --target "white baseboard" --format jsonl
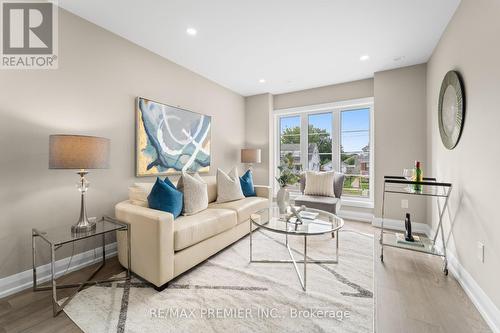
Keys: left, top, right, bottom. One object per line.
{"left": 0, "top": 242, "right": 117, "bottom": 299}
{"left": 337, "top": 210, "right": 374, "bottom": 223}
{"left": 371, "top": 217, "right": 431, "bottom": 237}
{"left": 432, "top": 242, "right": 500, "bottom": 333}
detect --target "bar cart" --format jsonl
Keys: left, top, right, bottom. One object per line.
{"left": 380, "top": 176, "right": 452, "bottom": 275}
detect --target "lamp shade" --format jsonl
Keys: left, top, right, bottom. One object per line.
{"left": 49, "top": 135, "right": 110, "bottom": 169}
{"left": 241, "top": 148, "right": 261, "bottom": 164}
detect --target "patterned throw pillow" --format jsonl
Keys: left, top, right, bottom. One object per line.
{"left": 216, "top": 167, "right": 245, "bottom": 203}
{"left": 239, "top": 169, "right": 256, "bottom": 197}
{"left": 147, "top": 177, "right": 183, "bottom": 218}
{"left": 304, "top": 171, "right": 336, "bottom": 197}
{"left": 177, "top": 172, "right": 208, "bottom": 215}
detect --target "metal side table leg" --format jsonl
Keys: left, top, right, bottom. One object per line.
{"left": 127, "top": 224, "right": 132, "bottom": 279}
{"left": 50, "top": 244, "right": 58, "bottom": 316}
{"left": 303, "top": 236, "right": 307, "bottom": 291}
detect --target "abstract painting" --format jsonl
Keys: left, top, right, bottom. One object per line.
{"left": 136, "top": 97, "right": 211, "bottom": 176}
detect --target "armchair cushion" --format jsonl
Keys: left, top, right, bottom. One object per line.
{"left": 303, "top": 171, "right": 336, "bottom": 197}
{"left": 300, "top": 171, "right": 345, "bottom": 198}
{"left": 294, "top": 195, "right": 340, "bottom": 214}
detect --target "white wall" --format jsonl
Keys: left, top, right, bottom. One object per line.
{"left": 273, "top": 78, "right": 374, "bottom": 110}
{"left": 427, "top": 0, "right": 500, "bottom": 312}
{"left": 374, "top": 64, "right": 428, "bottom": 223}
{"left": 244, "top": 94, "right": 273, "bottom": 185}
{"left": 0, "top": 9, "right": 245, "bottom": 278}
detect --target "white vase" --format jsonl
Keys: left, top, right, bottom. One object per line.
{"left": 277, "top": 186, "right": 289, "bottom": 214}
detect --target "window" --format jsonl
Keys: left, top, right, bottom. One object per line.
{"left": 308, "top": 113, "right": 333, "bottom": 171}
{"left": 279, "top": 116, "right": 302, "bottom": 187}
{"left": 341, "top": 108, "right": 370, "bottom": 198}
{"left": 279, "top": 115, "right": 301, "bottom": 171}
{"left": 274, "top": 98, "right": 373, "bottom": 203}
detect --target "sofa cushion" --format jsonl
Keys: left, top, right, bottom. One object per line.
{"left": 129, "top": 176, "right": 218, "bottom": 206}
{"left": 210, "top": 197, "right": 268, "bottom": 224}
{"left": 147, "top": 178, "right": 183, "bottom": 218}
{"left": 173, "top": 208, "right": 237, "bottom": 251}
{"left": 204, "top": 176, "right": 217, "bottom": 203}
{"left": 177, "top": 172, "right": 208, "bottom": 215}
{"left": 216, "top": 167, "right": 244, "bottom": 203}
{"left": 239, "top": 169, "right": 256, "bottom": 197}
{"left": 129, "top": 182, "right": 155, "bottom": 204}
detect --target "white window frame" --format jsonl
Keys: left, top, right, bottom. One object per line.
{"left": 273, "top": 97, "right": 374, "bottom": 208}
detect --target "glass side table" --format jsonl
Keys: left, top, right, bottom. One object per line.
{"left": 32, "top": 216, "right": 131, "bottom": 316}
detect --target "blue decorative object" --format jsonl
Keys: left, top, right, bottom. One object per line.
{"left": 240, "top": 169, "right": 256, "bottom": 197}
{"left": 136, "top": 97, "right": 211, "bottom": 176}
{"left": 147, "top": 177, "right": 183, "bottom": 218}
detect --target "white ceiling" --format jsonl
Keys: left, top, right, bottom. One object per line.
{"left": 59, "top": 0, "right": 460, "bottom": 96}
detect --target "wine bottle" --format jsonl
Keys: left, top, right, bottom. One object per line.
{"left": 414, "top": 160, "right": 423, "bottom": 193}
{"left": 405, "top": 213, "right": 414, "bottom": 242}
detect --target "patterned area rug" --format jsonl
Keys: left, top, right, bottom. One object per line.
{"left": 64, "top": 229, "right": 374, "bottom": 332}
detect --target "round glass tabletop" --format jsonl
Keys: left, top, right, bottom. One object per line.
{"left": 250, "top": 206, "right": 344, "bottom": 236}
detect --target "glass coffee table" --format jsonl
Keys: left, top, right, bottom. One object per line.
{"left": 249, "top": 206, "right": 344, "bottom": 291}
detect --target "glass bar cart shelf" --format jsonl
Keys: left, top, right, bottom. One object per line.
{"left": 379, "top": 176, "right": 452, "bottom": 275}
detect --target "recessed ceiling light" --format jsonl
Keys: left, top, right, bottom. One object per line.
{"left": 259, "top": 79, "right": 266, "bottom": 83}
{"left": 360, "top": 55, "right": 370, "bottom": 61}
{"left": 186, "top": 27, "right": 197, "bottom": 36}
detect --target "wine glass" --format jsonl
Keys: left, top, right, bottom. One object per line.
{"left": 403, "top": 168, "right": 415, "bottom": 192}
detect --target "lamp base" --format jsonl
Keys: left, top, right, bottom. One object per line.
{"left": 71, "top": 220, "right": 96, "bottom": 234}
{"left": 72, "top": 170, "right": 96, "bottom": 234}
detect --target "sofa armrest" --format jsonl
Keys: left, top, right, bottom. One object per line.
{"left": 254, "top": 185, "right": 272, "bottom": 202}
{"left": 115, "top": 200, "right": 174, "bottom": 287}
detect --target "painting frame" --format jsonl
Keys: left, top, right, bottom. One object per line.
{"left": 135, "top": 97, "right": 212, "bottom": 177}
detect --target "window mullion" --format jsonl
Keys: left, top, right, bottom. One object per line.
{"left": 333, "top": 110, "right": 341, "bottom": 172}
{"left": 300, "top": 113, "right": 308, "bottom": 171}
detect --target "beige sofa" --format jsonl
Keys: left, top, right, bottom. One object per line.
{"left": 115, "top": 176, "right": 271, "bottom": 290}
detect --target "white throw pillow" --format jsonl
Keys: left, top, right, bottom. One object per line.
{"left": 216, "top": 167, "right": 245, "bottom": 203}
{"left": 304, "top": 171, "right": 336, "bottom": 197}
{"left": 177, "top": 172, "right": 208, "bottom": 215}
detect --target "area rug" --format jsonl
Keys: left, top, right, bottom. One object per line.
{"left": 64, "top": 228, "right": 374, "bottom": 333}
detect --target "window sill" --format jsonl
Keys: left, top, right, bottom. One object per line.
{"left": 288, "top": 191, "right": 373, "bottom": 209}
{"left": 341, "top": 198, "right": 374, "bottom": 209}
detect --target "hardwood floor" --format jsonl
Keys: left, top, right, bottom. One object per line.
{"left": 0, "top": 220, "right": 491, "bottom": 332}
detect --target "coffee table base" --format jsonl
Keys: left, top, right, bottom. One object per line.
{"left": 250, "top": 230, "right": 339, "bottom": 291}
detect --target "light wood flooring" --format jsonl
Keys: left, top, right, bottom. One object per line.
{"left": 0, "top": 220, "right": 491, "bottom": 333}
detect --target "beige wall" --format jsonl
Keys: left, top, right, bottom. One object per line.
{"left": 426, "top": 0, "right": 500, "bottom": 309}
{"left": 244, "top": 94, "right": 273, "bottom": 185}
{"left": 273, "top": 78, "right": 374, "bottom": 110}
{"left": 374, "top": 64, "right": 428, "bottom": 223}
{"left": 0, "top": 9, "right": 245, "bottom": 278}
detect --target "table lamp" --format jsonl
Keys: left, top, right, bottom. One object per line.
{"left": 241, "top": 148, "right": 261, "bottom": 170}
{"left": 49, "top": 135, "right": 110, "bottom": 233}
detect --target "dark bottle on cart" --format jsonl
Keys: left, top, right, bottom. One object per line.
{"left": 405, "top": 213, "right": 414, "bottom": 242}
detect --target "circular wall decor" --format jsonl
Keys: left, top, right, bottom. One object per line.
{"left": 438, "top": 70, "right": 465, "bottom": 150}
